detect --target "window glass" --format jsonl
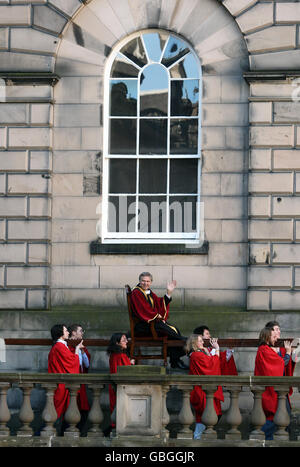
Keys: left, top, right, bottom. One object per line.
{"left": 104, "top": 30, "right": 201, "bottom": 241}
{"left": 140, "top": 64, "right": 168, "bottom": 116}
{"left": 109, "top": 119, "right": 137, "bottom": 154}
{"left": 139, "top": 159, "right": 167, "bottom": 193}
{"left": 170, "top": 159, "right": 198, "bottom": 194}
{"left": 110, "top": 80, "right": 137, "bottom": 116}
{"left": 170, "top": 119, "right": 198, "bottom": 154}
{"left": 109, "top": 159, "right": 136, "bottom": 193}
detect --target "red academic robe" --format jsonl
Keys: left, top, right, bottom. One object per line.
{"left": 130, "top": 286, "right": 169, "bottom": 323}
{"left": 109, "top": 352, "right": 132, "bottom": 415}
{"left": 48, "top": 342, "right": 80, "bottom": 418}
{"left": 189, "top": 350, "right": 224, "bottom": 423}
{"left": 69, "top": 345, "right": 91, "bottom": 411}
{"left": 219, "top": 351, "right": 238, "bottom": 376}
{"left": 254, "top": 344, "right": 288, "bottom": 421}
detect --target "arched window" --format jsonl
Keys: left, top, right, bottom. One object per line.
{"left": 102, "top": 30, "right": 202, "bottom": 244}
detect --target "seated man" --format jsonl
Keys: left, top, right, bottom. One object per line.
{"left": 193, "top": 325, "right": 238, "bottom": 375}
{"left": 130, "top": 272, "right": 187, "bottom": 369}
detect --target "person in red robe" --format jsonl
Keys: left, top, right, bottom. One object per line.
{"left": 187, "top": 333, "right": 224, "bottom": 439}
{"left": 265, "top": 320, "right": 297, "bottom": 377}
{"left": 193, "top": 325, "right": 238, "bottom": 375}
{"left": 48, "top": 324, "right": 84, "bottom": 433}
{"left": 68, "top": 324, "right": 91, "bottom": 432}
{"left": 254, "top": 326, "right": 293, "bottom": 440}
{"left": 130, "top": 272, "right": 187, "bottom": 369}
{"left": 106, "top": 332, "right": 134, "bottom": 435}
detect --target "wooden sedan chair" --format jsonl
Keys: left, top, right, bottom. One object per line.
{"left": 125, "top": 284, "right": 168, "bottom": 366}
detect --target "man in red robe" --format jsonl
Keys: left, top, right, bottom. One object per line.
{"left": 48, "top": 324, "right": 84, "bottom": 433}
{"left": 68, "top": 323, "right": 91, "bottom": 432}
{"left": 193, "top": 325, "right": 238, "bottom": 375}
{"left": 130, "top": 272, "right": 187, "bottom": 369}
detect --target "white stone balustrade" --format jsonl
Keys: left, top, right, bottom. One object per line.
{"left": 0, "top": 372, "right": 298, "bottom": 446}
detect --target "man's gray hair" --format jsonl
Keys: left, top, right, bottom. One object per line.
{"left": 139, "top": 272, "right": 153, "bottom": 282}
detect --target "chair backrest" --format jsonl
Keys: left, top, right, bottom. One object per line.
{"left": 125, "top": 284, "right": 158, "bottom": 340}
{"left": 125, "top": 284, "right": 137, "bottom": 339}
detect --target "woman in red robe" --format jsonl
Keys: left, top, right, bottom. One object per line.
{"left": 48, "top": 324, "right": 83, "bottom": 419}
{"left": 254, "top": 327, "right": 292, "bottom": 440}
{"left": 107, "top": 332, "right": 135, "bottom": 428}
{"left": 187, "top": 334, "right": 224, "bottom": 439}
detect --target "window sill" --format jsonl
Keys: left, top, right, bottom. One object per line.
{"left": 90, "top": 240, "right": 208, "bottom": 255}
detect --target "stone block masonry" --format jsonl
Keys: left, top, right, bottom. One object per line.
{"left": 248, "top": 78, "right": 300, "bottom": 310}
{"left": 0, "top": 81, "right": 52, "bottom": 309}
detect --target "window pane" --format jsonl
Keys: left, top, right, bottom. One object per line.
{"left": 108, "top": 195, "right": 136, "bottom": 232}
{"left": 142, "top": 32, "right": 168, "bottom": 62}
{"left": 110, "top": 80, "right": 137, "bottom": 116}
{"left": 139, "top": 159, "right": 167, "bottom": 193}
{"left": 110, "top": 119, "right": 136, "bottom": 154}
{"left": 170, "top": 118, "right": 198, "bottom": 154}
{"left": 139, "top": 119, "right": 167, "bottom": 154}
{"left": 109, "top": 159, "right": 136, "bottom": 194}
{"left": 171, "top": 80, "right": 199, "bottom": 116}
{"left": 140, "top": 64, "right": 168, "bottom": 116}
{"left": 169, "top": 53, "right": 199, "bottom": 78}
{"left": 110, "top": 54, "right": 140, "bottom": 78}
{"left": 169, "top": 196, "right": 197, "bottom": 232}
{"left": 161, "top": 36, "right": 189, "bottom": 68}
{"left": 170, "top": 159, "right": 198, "bottom": 193}
{"left": 138, "top": 196, "right": 167, "bottom": 232}
{"left": 120, "top": 37, "right": 148, "bottom": 68}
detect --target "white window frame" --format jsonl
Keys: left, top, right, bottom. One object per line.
{"left": 101, "top": 29, "right": 202, "bottom": 244}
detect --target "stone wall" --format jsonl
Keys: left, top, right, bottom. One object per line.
{"left": 0, "top": 0, "right": 300, "bottom": 312}
{"left": 248, "top": 78, "right": 300, "bottom": 310}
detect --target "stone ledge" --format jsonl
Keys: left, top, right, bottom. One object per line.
{"left": 244, "top": 71, "right": 300, "bottom": 83}
{"left": 0, "top": 72, "right": 60, "bottom": 86}
{"left": 90, "top": 240, "right": 209, "bottom": 255}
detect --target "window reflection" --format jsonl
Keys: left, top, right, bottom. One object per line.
{"left": 171, "top": 80, "right": 199, "bottom": 116}
{"left": 140, "top": 64, "right": 168, "bottom": 116}
{"left": 169, "top": 53, "right": 199, "bottom": 78}
{"left": 120, "top": 37, "right": 147, "bottom": 68}
{"left": 110, "top": 80, "right": 137, "bottom": 116}
{"left": 142, "top": 32, "right": 168, "bottom": 62}
{"left": 110, "top": 54, "right": 140, "bottom": 78}
{"left": 161, "top": 36, "right": 189, "bottom": 68}
{"left": 170, "top": 119, "right": 198, "bottom": 154}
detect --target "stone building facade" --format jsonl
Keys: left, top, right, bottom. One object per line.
{"left": 0, "top": 0, "right": 300, "bottom": 332}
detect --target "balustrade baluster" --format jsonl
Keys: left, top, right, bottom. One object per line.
{"left": 177, "top": 385, "right": 194, "bottom": 439}
{"left": 161, "top": 384, "right": 170, "bottom": 442}
{"left": 225, "top": 387, "right": 242, "bottom": 439}
{"left": 249, "top": 387, "right": 265, "bottom": 440}
{"left": 41, "top": 383, "right": 58, "bottom": 437}
{"left": 87, "top": 383, "right": 104, "bottom": 437}
{"left": 18, "top": 383, "right": 34, "bottom": 437}
{"left": 64, "top": 383, "right": 81, "bottom": 437}
{"left": 273, "top": 386, "right": 290, "bottom": 441}
{"left": 201, "top": 385, "right": 218, "bottom": 440}
{"left": 0, "top": 383, "right": 11, "bottom": 436}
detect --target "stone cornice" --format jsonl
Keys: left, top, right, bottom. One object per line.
{"left": 0, "top": 73, "right": 60, "bottom": 86}
{"left": 244, "top": 71, "right": 300, "bottom": 83}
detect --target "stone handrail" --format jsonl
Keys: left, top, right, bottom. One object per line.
{"left": 0, "top": 372, "right": 299, "bottom": 446}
